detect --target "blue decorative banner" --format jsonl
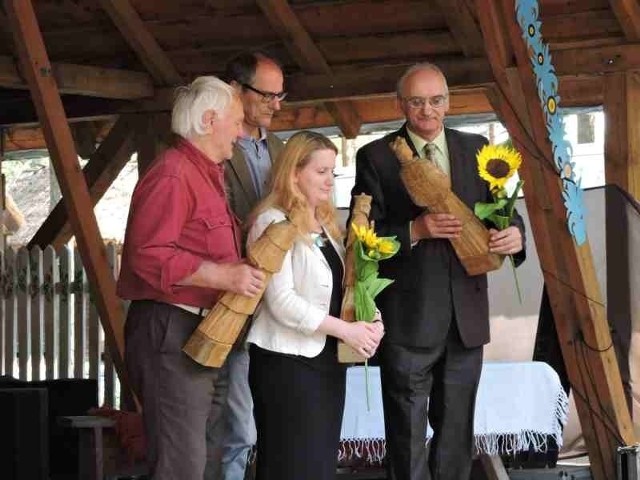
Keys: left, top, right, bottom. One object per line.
{"left": 515, "top": 0, "right": 587, "bottom": 245}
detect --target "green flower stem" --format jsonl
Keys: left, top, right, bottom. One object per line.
{"left": 365, "top": 359, "right": 371, "bottom": 411}
{"left": 509, "top": 254, "right": 522, "bottom": 304}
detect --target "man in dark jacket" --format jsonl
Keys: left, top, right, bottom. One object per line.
{"left": 350, "top": 63, "right": 526, "bottom": 480}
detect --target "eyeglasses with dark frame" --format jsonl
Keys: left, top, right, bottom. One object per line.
{"left": 402, "top": 95, "right": 448, "bottom": 109}
{"left": 241, "top": 83, "right": 288, "bottom": 103}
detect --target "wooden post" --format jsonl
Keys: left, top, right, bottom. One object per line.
{"left": 604, "top": 71, "right": 640, "bottom": 197}
{"left": 476, "top": 1, "right": 636, "bottom": 478}
{"left": 3, "top": 0, "right": 135, "bottom": 409}
{"left": 603, "top": 71, "right": 640, "bottom": 415}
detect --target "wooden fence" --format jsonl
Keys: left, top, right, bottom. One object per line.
{"left": 0, "top": 243, "right": 124, "bottom": 408}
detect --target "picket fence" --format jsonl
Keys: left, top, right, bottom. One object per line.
{"left": 0, "top": 243, "right": 124, "bottom": 407}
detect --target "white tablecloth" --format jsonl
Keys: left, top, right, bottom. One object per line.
{"left": 340, "top": 362, "right": 568, "bottom": 461}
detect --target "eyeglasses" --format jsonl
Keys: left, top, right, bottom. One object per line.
{"left": 402, "top": 95, "right": 448, "bottom": 109}
{"left": 241, "top": 83, "right": 288, "bottom": 103}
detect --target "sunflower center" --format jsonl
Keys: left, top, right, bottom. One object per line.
{"left": 486, "top": 158, "right": 510, "bottom": 179}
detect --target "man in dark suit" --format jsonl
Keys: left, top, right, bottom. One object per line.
{"left": 204, "top": 51, "right": 286, "bottom": 480}
{"left": 350, "top": 63, "right": 526, "bottom": 480}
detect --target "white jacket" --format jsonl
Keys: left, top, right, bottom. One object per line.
{"left": 246, "top": 208, "right": 345, "bottom": 357}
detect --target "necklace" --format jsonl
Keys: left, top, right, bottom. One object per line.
{"left": 312, "top": 232, "right": 327, "bottom": 248}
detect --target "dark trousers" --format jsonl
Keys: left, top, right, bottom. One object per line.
{"left": 249, "top": 343, "right": 346, "bottom": 480}
{"left": 125, "top": 300, "right": 230, "bottom": 480}
{"left": 380, "top": 324, "right": 483, "bottom": 480}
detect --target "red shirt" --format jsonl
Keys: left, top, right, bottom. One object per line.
{"left": 117, "top": 139, "right": 240, "bottom": 308}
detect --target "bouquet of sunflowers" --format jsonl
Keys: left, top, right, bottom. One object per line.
{"left": 350, "top": 223, "right": 400, "bottom": 323}
{"left": 349, "top": 222, "right": 400, "bottom": 409}
{"left": 474, "top": 143, "right": 524, "bottom": 301}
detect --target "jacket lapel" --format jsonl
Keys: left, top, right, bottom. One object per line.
{"left": 446, "top": 128, "right": 465, "bottom": 198}
{"left": 228, "top": 145, "right": 258, "bottom": 207}
{"left": 266, "top": 133, "right": 284, "bottom": 164}
{"left": 309, "top": 229, "right": 346, "bottom": 281}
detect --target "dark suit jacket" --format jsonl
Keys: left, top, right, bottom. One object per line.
{"left": 350, "top": 125, "right": 526, "bottom": 349}
{"left": 224, "top": 132, "right": 284, "bottom": 224}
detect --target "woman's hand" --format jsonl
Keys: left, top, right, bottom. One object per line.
{"left": 341, "top": 321, "right": 384, "bottom": 359}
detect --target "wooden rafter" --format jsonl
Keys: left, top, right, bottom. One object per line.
{"left": 257, "top": 0, "right": 362, "bottom": 138}
{"left": 135, "top": 113, "right": 172, "bottom": 176}
{"left": 3, "top": 0, "right": 135, "bottom": 407}
{"left": 475, "top": 4, "right": 533, "bottom": 134}
{"left": 434, "top": 0, "right": 485, "bottom": 57}
{"left": 70, "top": 121, "right": 100, "bottom": 158}
{"left": 0, "top": 73, "right": 603, "bottom": 131}
{"left": 285, "top": 58, "right": 494, "bottom": 103}
{"left": 477, "top": 1, "right": 635, "bottom": 479}
{"left": 28, "top": 115, "right": 137, "bottom": 251}
{"left": 603, "top": 71, "right": 640, "bottom": 196}
{"left": 609, "top": 0, "right": 640, "bottom": 41}
{"left": 98, "top": 0, "right": 182, "bottom": 86}
{"left": 0, "top": 55, "right": 154, "bottom": 99}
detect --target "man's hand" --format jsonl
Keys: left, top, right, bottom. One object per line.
{"left": 180, "top": 261, "right": 265, "bottom": 296}
{"left": 488, "top": 226, "right": 523, "bottom": 255}
{"left": 411, "top": 212, "right": 462, "bottom": 242}
{"left": 216, "top": 262, "right": 266, "bottom": 297}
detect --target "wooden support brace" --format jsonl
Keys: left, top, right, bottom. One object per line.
{"left": 4, "top": 0, "right": 135, "bottom": 409}
{"left": 476, "top": 1, "right": 636, "bottom": 478}
{"left": 28, "top": 115, "right": 137, "bottom": 251}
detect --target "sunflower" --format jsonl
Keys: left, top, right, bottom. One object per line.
{"left": 351, "top": 223, "right": 379, "bottom": 249}
{"left": 476, "top": 144, "right": 522, "bottom": 192}
{"left": 377, "top": 239, "right": 397, "bottom": 255}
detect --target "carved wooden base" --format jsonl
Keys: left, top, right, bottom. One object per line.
{"left": 337, "top": 340, "right": 366, "bottom": 364}
{"left": 182, "top": 329, "right": 232, "bottom": 368}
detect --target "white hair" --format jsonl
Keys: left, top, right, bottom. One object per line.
{"left": 171, "top": 76, "right": 236, "bottom": 138}
{"left": 396, "top": 62, "right": 449, "bottom": 98}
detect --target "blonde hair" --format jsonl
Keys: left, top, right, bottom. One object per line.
{"left": 250, "top": 130, "right": 342, "bottom": 241}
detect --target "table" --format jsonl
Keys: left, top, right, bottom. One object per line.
{"left": 339, "top": 362, "right": 569, "bottom": 466}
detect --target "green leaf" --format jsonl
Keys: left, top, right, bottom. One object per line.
{"left": 365, "top": 277, "right": 394, "bottom": 300}
{"left": 354, "top": 282, "right": 376, "bottom": 322}
{"left": 487, "top": 213, "right": 510, "bottom": 230}
{"left": 505, "top": 179, "right": 524, "bottom": 218}
{"left": 474, "top": 199, "right": 507, "bottom": 220}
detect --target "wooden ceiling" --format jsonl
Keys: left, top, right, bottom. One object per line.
{"left": 1, "top": 0, "right": 640, "bottom": 151}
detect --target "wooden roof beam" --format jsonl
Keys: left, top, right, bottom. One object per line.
{"left": 98, "top": 0, "right": 182, "bottom": 86}
{"left": 70, "top": 121, "right": 100, "bottom": 158}
{"left": 257, "top": 0, "right": 362, "bottom": 138}
{"left": 609, "top": 0, "right": 640, "bottom": 41}
{"left": 0, "top": 65, "right": 608, "bottom": 129}
{"left": 434, "top": 0, "right": 485, "bottom": 57}
{"left": 476, "top": 0, "right": 532, "bottom": 135}
{"left": 0, "top": 56, "right": 154, "bottom": 99}
{"left": 3, "top": 0, "right": 135, "bottom": 408}
{"left": 28, "top": 115, "right": 137, "bottom": 250}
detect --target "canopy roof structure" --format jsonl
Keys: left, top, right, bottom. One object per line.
{"left": 0, "top": 2, "right": 639, "bottom": 479}
{"left": 1, "top": 0, "right": 639, "bottom": 149}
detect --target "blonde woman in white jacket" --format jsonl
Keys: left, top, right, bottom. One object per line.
{"left": 245, "top": 131, "right": 384, "bottom": 480}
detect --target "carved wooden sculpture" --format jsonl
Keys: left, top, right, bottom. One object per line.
{"left": 183, "top": 214, "right": 300, "bottom": 368}
{"left": 337, "top": 193, "right": 372, "bottom": 363}
{"left": 390, "top": 136, "right": 503, "bottom": 276}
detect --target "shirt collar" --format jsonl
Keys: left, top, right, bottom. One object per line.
{"left": 239, "top": 127, "right": 267, "bottom": 146}
{"left": 175, "top": 137, "right": 224, "bottom": 175}
{"left": 406, "top": 127, "right": 447, "bottom": 157}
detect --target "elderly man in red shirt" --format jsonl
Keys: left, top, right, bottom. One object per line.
{"left": 117, "top": 76, "right": 265, "bottom": 480}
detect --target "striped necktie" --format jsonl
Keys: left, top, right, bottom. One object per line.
{"left": 424, "top": 143, "right": 450, "bottom": 187}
